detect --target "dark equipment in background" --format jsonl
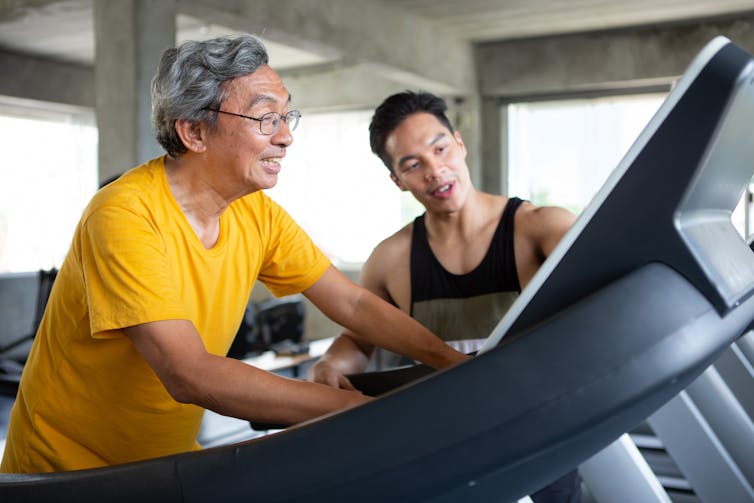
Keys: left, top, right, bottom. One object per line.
{"left": 227, "top": 295, "right": 309, "bottom": 360}
{"left": 0, "top": 267, "right": 57, "bottom": 396}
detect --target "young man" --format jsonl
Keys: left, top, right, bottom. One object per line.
{"left": 311, "top": 91, "right": 576, "bottom": 382}
{"left": 0, "top": 38, "right": 467, "bottom": 474}
{"left": 309, "top": 91, "right": 580, "bottom": 502}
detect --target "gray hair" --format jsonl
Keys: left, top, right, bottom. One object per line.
{"left": 151, "top": 34, "right": 269, "bottom": 158}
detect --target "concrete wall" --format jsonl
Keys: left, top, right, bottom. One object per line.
{"left": 473, "top": 14, "right": 754, "bottom": 195}
{"left": 0, "top": 50, "right": 92, "bottom": 107}
{"left": 476, "top": 15, "right": 754, "bottom": 99}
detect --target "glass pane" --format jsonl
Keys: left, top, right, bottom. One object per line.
{"left": 0, "top": 100, "right": 98, "bottom": 272}
{"left": 266, "top": 110, "right": 423, "bottom": 265}
{"left": 507, "top": 94, "right": 666, "bottom": 215}
{"left": 507, "top": 93, "right": 753, "bottom": 237}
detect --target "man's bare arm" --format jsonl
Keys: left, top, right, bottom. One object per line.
{"left": 515, "top": 204, "right": 576, "bottom": 287}
{"left": 125, "top": 319, "right": 370, "bottom": 426}
{"left": 531, "top": 205, "right": 577, "bottom": 259}
{"left": 304, "top": 266, "right": 468, "bottom": 370}
{"left": 308, "top": 256, "right": 386, "bottom": 388}
{"left": 310, "top": 236, "right": 416, "bottom": 388}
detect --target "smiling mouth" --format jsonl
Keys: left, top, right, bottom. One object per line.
{"left": 431, "top": 182, "right": 453, "bottom": 196}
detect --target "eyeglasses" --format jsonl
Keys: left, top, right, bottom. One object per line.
{"left": 205, "top": 109, "right": 301, "bottom": 135}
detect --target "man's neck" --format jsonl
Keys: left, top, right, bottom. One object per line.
{"left": 424, "top": 190, "right": 505, "bottom": 243}
{"left": 164, "top": 156, "right": 230, "bottom": 248}
{"left": 421, "top": 190, "right": 508, "bottom": 275}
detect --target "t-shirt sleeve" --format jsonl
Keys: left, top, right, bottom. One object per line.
{"left": 80, "top": 204, "right": 188, "bottom": 337}
{"left": 256, "top": 198, "right": 331, "bottom": 297}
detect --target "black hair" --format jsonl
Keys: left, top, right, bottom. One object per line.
{"left": 368, "top": 91, "right": 454, "bottom": 172}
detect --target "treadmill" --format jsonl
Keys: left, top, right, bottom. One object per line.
{"left": 2, "top": 35, "right": 754, "bottom": 503}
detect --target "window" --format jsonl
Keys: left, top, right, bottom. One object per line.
{"left": 507, "top": 93, "right": 666, "bottom": 214}
{"left": 266, "top": 109, "right": 423, "bottom": 266}
{"left": 0, "top": 97, "right": 98, "bottom": 273}
{"left": 506, "top": 92, "right": 751, "bottom": 238}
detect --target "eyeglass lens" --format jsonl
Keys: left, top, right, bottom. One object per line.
{"left": 261, "top": 111, "right": 300, "bottom": 134}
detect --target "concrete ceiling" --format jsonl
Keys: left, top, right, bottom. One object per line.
{"left": 2, "top": 0, "right": 754, "bottom": 68}
{"left": 0, "top": 0, "right": 331, "bottom": 68}
{"left": 380, "top": 0, "right": 754, "bottom": 42}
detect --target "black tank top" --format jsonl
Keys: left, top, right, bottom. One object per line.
{"left": 409, "top": 196, "right": 523, "bottom": 348}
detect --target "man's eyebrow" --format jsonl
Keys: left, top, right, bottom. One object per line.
{"left": 428, "top": 132, "right": 446, "bottom": 146}
{"left": 396, "top": 133, "right": 447, "bottom": 167}
{"left": 249, "top": 93, "right": 292, "bottom": 107}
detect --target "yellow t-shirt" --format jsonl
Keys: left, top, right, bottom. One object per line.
{"left": 1, "top": 157, "right": 330, "bottom": 473}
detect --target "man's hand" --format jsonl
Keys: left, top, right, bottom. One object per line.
{"left": 307, "top": 332, "right": 376, "bottom": 390}
{"left": 308, "top": 359, "right": 357, "bottom": 390}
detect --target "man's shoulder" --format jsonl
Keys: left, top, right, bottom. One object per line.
{"left": 513, "top": 199, "right": 573, "bottom": 222}
{"left": 362, "top": 222, "right": 413, "bottom": 280}
{"left": 373, "top": 221, "right": 414, "bottom": 256}
{"left": 512, "top": 199, "right": 576, "bottom": 244}
{"left": 361, "top": 222, "right": 413, "bottom": 303}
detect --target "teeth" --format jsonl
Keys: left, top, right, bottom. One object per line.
{"left": 263, "top": 158, "right": 282, "bottom": 163}
{"left": 438, "top": 184, "right": 451, "bottom": 192}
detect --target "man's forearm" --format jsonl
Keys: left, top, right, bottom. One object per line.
{"left": 180, "top": 353, "right": 370, "bottom": 426}
{"left": 304, "top": 267, "right": 469, "bottom": 371}
{"left": 347, "top": 291, "right": 468, "bottom": 369}
{"left": 317, "top": 333, "right": 372, "bottom": 375}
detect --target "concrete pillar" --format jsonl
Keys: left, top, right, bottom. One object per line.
{"left": 479, "top": 97, "right": 505, "bottom": 196}
{"left": 94, "top": 0, "right": 175, "bottom": 184}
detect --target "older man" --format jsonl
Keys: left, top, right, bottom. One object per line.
{"left": 0, "top": 37, "right": 467, "bottom": 473}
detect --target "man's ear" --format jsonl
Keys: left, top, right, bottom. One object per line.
{"left": 390, "top": 172, "right": 408, "bottom": 191}
{"left": 174, "top": 119, "right": 208, "bottom": 153}
{"left": 454, "top": 130, "right": 467, "bottom": 155}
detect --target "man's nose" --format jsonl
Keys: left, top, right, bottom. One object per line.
{"left": 271, "top": 120, "right": 293, "bottom": 147}
{"left": 423, "top": 158, "right": 444, "bottom": 181}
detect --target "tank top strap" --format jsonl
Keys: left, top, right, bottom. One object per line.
{"left": 493, "top": 196, "right": 524, "bottom": 292}
{"left": 409, "top": 214, "right": 432, "bottom": 315}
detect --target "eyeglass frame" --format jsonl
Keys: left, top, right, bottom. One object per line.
{"left": 204, "top": 108, "right": 301, "bottom": 135}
